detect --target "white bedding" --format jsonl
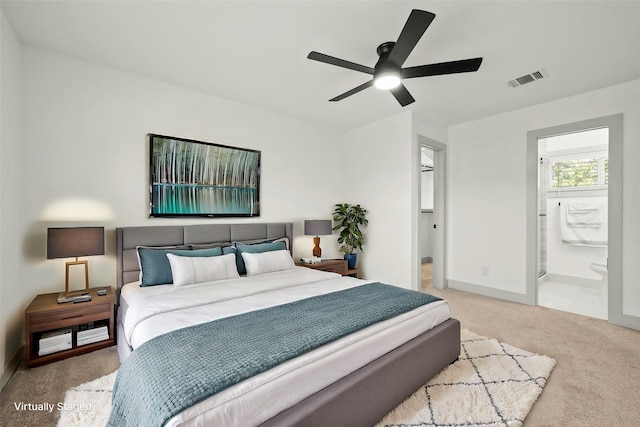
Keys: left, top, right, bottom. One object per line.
{"left": 119, "top": 267, "right": 450, "bottom": 426}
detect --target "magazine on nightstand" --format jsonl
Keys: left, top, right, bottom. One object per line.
{"left": 38, "top": 328, "right": 72, "bottom": 356}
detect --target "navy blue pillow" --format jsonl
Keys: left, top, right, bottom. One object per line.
{"left": 234, "top": 241, "right": 287, "bottom": 275}
{"left": 138, "top": 246, "right": 223, "bottom": 287}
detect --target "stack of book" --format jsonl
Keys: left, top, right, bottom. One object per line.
{"left": 39, "top": 328, "right": 72, "bottom": 356}
{"left": 77, "top": 325, "right": 109, "bottom": 346}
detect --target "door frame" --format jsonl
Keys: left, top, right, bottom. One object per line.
{"left": 418, "top": 135, "right": 447, "bottom": 289}
{"left": 526, "top": 114, "right": 637, "bottom": 329}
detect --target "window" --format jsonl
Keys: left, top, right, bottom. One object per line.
{"left": 549, "top": 152, "right": 608, "bottom": 189}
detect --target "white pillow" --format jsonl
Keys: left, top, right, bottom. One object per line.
{"left": 166, "top": 253, "right": 239, "bottom": 287}
{"left": 241, "top": 249, "right": 295, "bottom": 276}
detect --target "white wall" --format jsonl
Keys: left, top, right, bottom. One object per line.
{"left": 341, "top": 111, "right": 417, "bottom": 289}
{"left": 12, "top": 46, "right": 346, "bottom": 354}
{"left": 1, "top": 9, "right": 23, "bottom": 387}
{"left": 448, "top": 117, "right": 527, "bottom": 294}
{"left": 448, "top": 78, "right": 640, "bottom": 318}
{"left": 415, "top": 119, "right": 448, "bottom": 145}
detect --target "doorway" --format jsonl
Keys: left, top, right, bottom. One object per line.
{"left": 526, "top": 114, "right": 629, "bottom": 327}
{"left": 419, "top": 136, "right": 446, "bottom": 291}
{"left": 536, "top": 128, "right": 609, "bottom": 319}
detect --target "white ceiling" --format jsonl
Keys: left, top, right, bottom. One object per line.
{"left": 3, "top": 1, "right": 640, "bottom": 130}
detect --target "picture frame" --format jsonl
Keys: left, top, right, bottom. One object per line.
{"left": 149, "top": 134, "right": 260, "bottom": 217}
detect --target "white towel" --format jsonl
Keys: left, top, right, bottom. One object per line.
{"left": 566, "top": 202, "right": 602, "bottom": 227}
{"left": 560, "top": 202, "right": 607, "bottom": 246}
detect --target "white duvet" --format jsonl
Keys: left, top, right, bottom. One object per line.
{"left": 119, "top": 267, "right": 450, "bottom": 426}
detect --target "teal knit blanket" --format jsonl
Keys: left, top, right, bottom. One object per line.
{"left": 107, "top": 282, "right": 441, "bottom": 427}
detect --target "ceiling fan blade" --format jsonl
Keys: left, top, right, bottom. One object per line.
{"left": 387, "top": 9, "right": 435, "bottom": 67}
{"left": 329, "top": 80, "right": 375, "bottom": 102}
{"left": 402, "top": 57, "right": 483, "bottom": 79}
{"left": 390, "top": 83, "right": 415, "bottom": 107}
{"left": 308, "top": 51, "right": 375, "bottom": 75}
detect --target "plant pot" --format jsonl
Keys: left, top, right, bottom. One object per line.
{"left": 344, "top": 253, "right": 357, "bottom": 270}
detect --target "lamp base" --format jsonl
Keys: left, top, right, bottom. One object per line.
{"left": 65, "top": 259, "right": 90, "bottom": 296}
{"left": 312, "top": 236, "right": 322, "bottom": 258}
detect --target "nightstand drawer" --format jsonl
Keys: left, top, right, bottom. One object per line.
{"left": 314, "top": 264, "right": 342, "bottom": 273}
{"left": 28, "top": 302, "right": 112, "bottom": 332}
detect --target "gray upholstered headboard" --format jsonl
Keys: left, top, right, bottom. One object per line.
{"left": 116, "top": 223, "right": 293, "bottom": 288}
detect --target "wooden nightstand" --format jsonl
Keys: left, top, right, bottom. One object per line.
{"left": 25, "top": 286, "right": 115, "bottom": 367}
{"left": 296, "top": 259, "right": 358, "bottom": 277}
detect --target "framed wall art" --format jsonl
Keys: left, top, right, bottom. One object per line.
{"left": 149, "top": 134, "right": 260, "bottom": 217}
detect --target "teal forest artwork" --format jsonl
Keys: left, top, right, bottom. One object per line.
{"left": 150, "top": 135, "right": 260, "bottom": 217}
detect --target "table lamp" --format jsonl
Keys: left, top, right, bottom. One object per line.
{"left": 47, "top": 227, "right": 105, "bottom": 296}
{"left": 304, "top": 219, "right": 332, "bottom": 258}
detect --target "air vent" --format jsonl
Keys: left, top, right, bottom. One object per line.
{"left": 507, "top": 69, "right": 548, "bottom": 88}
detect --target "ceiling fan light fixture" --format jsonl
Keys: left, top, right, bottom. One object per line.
{"left": 374, "top": 72, "right": 401, "bottom": 90}
{"left": 308, "top": 9, "right": 482, "bottom": 105}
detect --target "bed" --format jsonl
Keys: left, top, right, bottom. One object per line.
{"left": 112, "top": 222, "right": 460, "bottom": 427}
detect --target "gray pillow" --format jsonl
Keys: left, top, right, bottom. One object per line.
{"left": 138, "top": 246, "right": 223, "bottom": 287}
{"left": 189, "top": 242, "right": 232, "bottom": 250}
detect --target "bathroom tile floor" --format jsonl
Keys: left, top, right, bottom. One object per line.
{"left": 538, "top": 280, "right": 607, "bottom": 320}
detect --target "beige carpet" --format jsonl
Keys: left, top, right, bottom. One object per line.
{"left": 0, "top": 346, "right": 118, "bottom": 427}
{"left": 421, "top": 265, "right": 640, "bottom": 427}
{"left": 2, "top": 270, "right": 639, "bottom": 426}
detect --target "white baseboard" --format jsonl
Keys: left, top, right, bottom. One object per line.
{"left": 1, "top": 345, "right": 23, "bottom": 391}
{"left": 448, "top": 279, "right": 532, "bottom": 305}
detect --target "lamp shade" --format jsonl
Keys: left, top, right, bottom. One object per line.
{"left": 304, "top": 220, "right": 332, "bottom": 236}
{"left": 47, "top": 227, "right": 105, "bottom": 259}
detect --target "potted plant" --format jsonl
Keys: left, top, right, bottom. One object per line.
{"left": 332, "top": 203, "right": 368, "bottom": 269}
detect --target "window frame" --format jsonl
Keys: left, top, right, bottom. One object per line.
{"left": 547, "top": 149, "right": 608, "bottom": 192}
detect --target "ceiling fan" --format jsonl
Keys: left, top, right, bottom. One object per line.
{"left": 307, "top": 9, "right": 483, "bottom": 107}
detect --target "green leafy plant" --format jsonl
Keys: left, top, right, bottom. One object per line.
{"left": 332, "top": 203, "right": 368, "bottom": 254}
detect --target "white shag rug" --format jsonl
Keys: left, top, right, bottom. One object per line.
{"left": 59, "top": 330, "right": 555, "bottom": 427}
{"left": 376, "top": 330, "right": 556, "bottom": 427}
{"left": 57, "top": 371, "right": 116, "bottom": 427}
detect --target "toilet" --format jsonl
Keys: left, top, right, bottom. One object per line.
{"left": 590, "top": 261, "right": 608, "bottom": 298}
